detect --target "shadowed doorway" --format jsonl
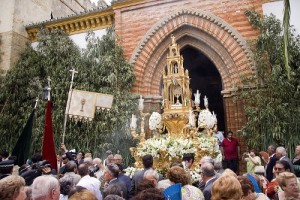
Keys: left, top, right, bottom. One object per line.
{"left": 181, "top": 45, "right": 225, "bottom": 131}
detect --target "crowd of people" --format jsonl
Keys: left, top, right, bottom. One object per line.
{"left": 0, "top": 130, "right": 300, "bottom": 200}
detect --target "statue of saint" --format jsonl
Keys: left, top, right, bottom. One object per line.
{"left": 204, "top": 95, "right": 209, "bottom": 109}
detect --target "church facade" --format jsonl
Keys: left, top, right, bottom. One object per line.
{"left": 5, "top": 0, "right": 280, "bottom": 139}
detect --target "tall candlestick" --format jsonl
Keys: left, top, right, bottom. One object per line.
{"left": 189, "top": 110, "right": 195, "bottom": 127}
{"left": 130, "top": 114, "right": 137, "bottom": 129}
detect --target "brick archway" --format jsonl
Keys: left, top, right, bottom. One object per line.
{"left": 130, "top": 8, "right": 254, "bottom": 95}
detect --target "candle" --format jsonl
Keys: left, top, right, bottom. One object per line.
{"left": 194, "top": 90, "right": 200, "bottom": 105}
{"left": 130, "top": 114, "right": 137, "bottom": 129}
{"left": 189, "top": 110, "right": 195, "bottom": 127}
{"left": 138, "top": 95, "right": 144, "bottom": 111}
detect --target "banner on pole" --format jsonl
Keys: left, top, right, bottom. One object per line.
{"left": 67, "top": 89, "right": 113, "bottom": 121}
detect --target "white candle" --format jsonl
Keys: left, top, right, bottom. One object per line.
{"left": 189, "top": 110, "right": 195, "bottom": 127}
{"left": 138, "top": 95, "right": 144, "bottom": 111}
{"left": 130, "top": 114, "right": 137, "bottom": 129}
{"left": 194, "top": 90, "right": 200, "bottom": 105}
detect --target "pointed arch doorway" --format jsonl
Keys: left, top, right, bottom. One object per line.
{"left": 130, "top": 9, "right": 255, "bottom": 133}
{"left": 181, "top": 46, "right": 225, "bottom": 131}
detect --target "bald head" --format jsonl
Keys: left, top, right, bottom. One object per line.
{"left": 78, "top": 164, "right": 89, "bottom": 177}
{"left": 201, "top": 162, "right": 215, "bottom": 177}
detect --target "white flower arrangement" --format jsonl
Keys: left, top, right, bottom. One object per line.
{"left": 124, "top": 167, "right": 142, "bottom": 179}
{"left": 149, "top": 112, "right": 162, "bottom": 130}
{"left": 189, "top": 170, "right": 201, "bottom": 183}
{"left": 167, "top": 138, "right": 196, "bottom": 159}
{"left": 198, "top": 109, "right": 216, "bottom": 129}
{"left": 198, "top": 136, "right": 218, "bottom": 152}
{"left": 136, "top": 136, "right": 196, "bottom": 160}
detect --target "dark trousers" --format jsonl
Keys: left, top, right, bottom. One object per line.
{"left": 224, "top": 158, "right": 238, "bottom": 173}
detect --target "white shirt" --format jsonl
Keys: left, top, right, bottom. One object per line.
{"left": 77, "top": 175, "right": 102, "bottom": 200}
{"left": 213, "top": 131, "right": 224, "bottom": 144}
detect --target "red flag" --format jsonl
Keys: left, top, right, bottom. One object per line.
{"left": 42, "top": 101, "right": 57, "bottom": 171}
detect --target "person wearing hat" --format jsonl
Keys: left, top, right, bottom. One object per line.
{"left": 0, "top": 159, "right": 14, "bottom": 180}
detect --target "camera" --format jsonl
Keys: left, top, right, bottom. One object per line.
{"left": 88, "top": 164, "right": 99, "bottom": 177}
{"left": 20, "top": 160, "right": 51, "bottom": 186}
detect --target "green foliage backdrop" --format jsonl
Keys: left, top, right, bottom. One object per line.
{"left": 0, "top": 27, "right": 137, "bottom": 165}
{"left": 238, "top": 11, "right": 300, "bottom": 156}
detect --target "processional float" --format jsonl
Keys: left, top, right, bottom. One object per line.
{"left": 129, "top": 36, "right": 222, "bottom": 171}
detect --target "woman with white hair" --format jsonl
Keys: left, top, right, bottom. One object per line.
{"left": 31, "top": 175, "right": 60, "bottom": 200}
{"left": 275, "top": 172, "right": 300, "bottom": 200}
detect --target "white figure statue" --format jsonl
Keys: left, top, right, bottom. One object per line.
{"left": 138, "top": 95, "right": 144, "bottom": 111}
{"left": 204, "top": 95, "right": 209, "bottom": 109}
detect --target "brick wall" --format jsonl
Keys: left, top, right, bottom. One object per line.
{"left": 115, "top": 0, "right": 262, "bottom": 60}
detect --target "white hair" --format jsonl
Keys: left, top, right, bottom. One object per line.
{"left": 83, "top": 157, "right": 93, "bottom": 165}
{"left": 93, "top": 157, "right": 102, "bottom": 165}
{"left": 276, "top": 146, "right": 287, "bottom": 156}
{"left": 144, "top": 169, "right": 159, "bottom": 181}
{"left": 32, "top": 175, "right": 59, "bottom": 200}
{"left": 200, "top": 156, "right": 213, "bottom": 165}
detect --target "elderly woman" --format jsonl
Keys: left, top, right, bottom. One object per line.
{"left": 168, "top": 166, "right": 204, "bottom": 200}
{"left": 237, "top": 176, "right": 269, "bottom": 200}
{"left": 211, "top": 175, "right": 242, "bottom": 200}
{"left": 0, "top": 175, "right": 27, "bottom": 200}
{"left": 275, "top": 172, "right": 300, "bottom": 200}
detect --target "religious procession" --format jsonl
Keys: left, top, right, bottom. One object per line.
{"left": 1, "top": 0, "right": 300, "bottom": 200}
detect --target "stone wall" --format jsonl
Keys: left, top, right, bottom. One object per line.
{"left": 0, "top": 31, "right": 29, "bottom": 71}
{"left": 0, "top": 0, "right": 95, "bottom": 71}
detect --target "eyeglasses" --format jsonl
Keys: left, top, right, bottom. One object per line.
{"left": 274, "top": 167, "right": 284, "bottom": 171}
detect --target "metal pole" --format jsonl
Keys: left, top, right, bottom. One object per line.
{"left": 62, "top": 69, "right": 78, "bottom": 144}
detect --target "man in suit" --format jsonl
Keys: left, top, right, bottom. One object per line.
{"left": 103, "top": 163, "right": 128, "bottom": 199}
{"left": 276, "top": 146, "right": 294, "bottom": 173}
{"left": 130, "top": 154, "right": 160, "bottom": 196}
{"left": 293, "top": 145, "right": 300, "bottom": 177}
{"left": 201, "top": 162, "right": 217, "bottom": 200}
{"left": 265, "top": 145, "right": 278, "bottom": 181}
